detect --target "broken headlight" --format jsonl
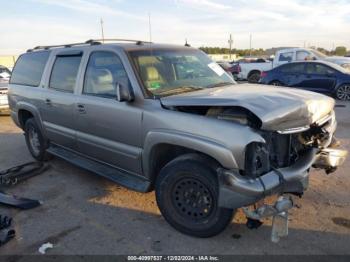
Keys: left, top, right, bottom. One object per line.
{"left": 245, "top": 142, "right": 270, "bottom": 178}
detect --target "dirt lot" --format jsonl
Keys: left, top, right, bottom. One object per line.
{"left": 0, "top": 102, "right": 349, "bottom": 255}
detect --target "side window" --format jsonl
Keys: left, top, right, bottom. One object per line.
{"left": 49, "top": 55, "right": 82, "bottom": 92}
{"left": 314, "top": 64, "right": 335, "bottom": 75}
{"left": 279, "top": 52, "right": 293, "bottom": 62}
{"left": 296, "top": 51, "right": 311, "bottom": 61}
{"left": 83, "top": 51, "right": 130, "bottom": 98}
{"left": 10, "top": 51, "right": 50, "bottom": 86}
{"left": 280, "top": 63, "right": 304, "bottom": 73}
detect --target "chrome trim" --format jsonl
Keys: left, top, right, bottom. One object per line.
{"left": 277, "top": 126, "right": 310, "bottom": 134}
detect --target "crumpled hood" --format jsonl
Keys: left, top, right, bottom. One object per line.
{"left": 160, "top": 84, "right": 335, "bottom": 131}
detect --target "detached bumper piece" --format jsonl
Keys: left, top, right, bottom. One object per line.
{"left": 242, "top": 196, "right": 293, "bottom": 243}
{"left": 0, "top": 162, "right": 48, "bottom": 209}
{"left": 0, "top": 215, "right": 15, "bottom": 247}
{"left": 313, "top": 148, "right": 348, "bottom": 174}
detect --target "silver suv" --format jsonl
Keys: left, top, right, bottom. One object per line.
{"left": 8, "top": 39, "right": 347, "bottom": 238}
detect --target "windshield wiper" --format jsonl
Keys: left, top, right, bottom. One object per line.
{"left": 157, "top": 86, "right": 204, "bottom": 96}
{"left": 207, "top": 82, "right": 234, "bottom": 88}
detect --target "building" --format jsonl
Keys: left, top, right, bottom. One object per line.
{"left": 207, "top": 54, "right": 238, "bottom": 62}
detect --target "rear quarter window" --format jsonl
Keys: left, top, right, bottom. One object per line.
{"left": 10, "top": 51, "right": 50, "bottom": 86}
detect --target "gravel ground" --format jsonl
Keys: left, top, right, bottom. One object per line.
{"left": 0, "top": 101, "right": 349, "bottom": 255}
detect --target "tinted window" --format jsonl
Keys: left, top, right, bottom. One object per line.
{"left": 280, "top": 63, "right": 304, "bottom": 73}
{"left": 279, "top": 52, "right": 293, "bottom": 62}
{"left": 83, "top": 51, "right": 129, "bottom": 98}
{"left": 49, "top": 55, "right": 82, "bottom": 92}
{"left": 306, "top": 64, "right": 335, "bottom": 75}
{"left": 10, "top": 52, "right": 49, "bottom": 86}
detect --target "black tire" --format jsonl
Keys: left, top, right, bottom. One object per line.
{"left": 155, "top": 154, "right": 235, "bottom": 238}
{"left": 24, "top": 118, "right": 51, "bottom": 161}
{"left": 270, "top": 80, "right": 283, "bottom": 86}
{"left": 335, "top": 84, "right": 350, "bottom": 101}
{"left": 247, "top": 71, "right": 261, "bottom": 83}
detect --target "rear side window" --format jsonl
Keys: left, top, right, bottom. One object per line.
{"left": 279, "top": 52, "right": 293, "bottom": 62}
{"left": 10, "top": 52, "right": 49, "bottom": 86}
{"left": 49, "top": 55, "right": 82, "bottom": 92}
{"left": 280, "top": 63, "right": 305, "bottom": 73}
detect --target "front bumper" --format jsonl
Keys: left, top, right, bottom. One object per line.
{"left": 218, "top": 147, "right": 347, "bottom": 209}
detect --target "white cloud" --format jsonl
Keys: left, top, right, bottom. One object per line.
{"left": 0, "top": 0, "right": 349, "bottom": 55}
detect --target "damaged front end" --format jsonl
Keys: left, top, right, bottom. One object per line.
{"left": 215, "top": 108, "right": 347, "bottom": 241}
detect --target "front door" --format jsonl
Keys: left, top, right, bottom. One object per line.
{"left": 75, "top": 51, "right": 143, "bottom": 174}
{"left": 300, "top": 63, "right": 337, "bottom": 93}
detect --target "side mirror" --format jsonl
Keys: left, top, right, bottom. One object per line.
{"left": 116, "top": 83, "right": 134, "bottom": 102}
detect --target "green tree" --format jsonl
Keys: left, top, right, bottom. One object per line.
{"left": 335, "top": 46, "right": 347, "bottom": 56}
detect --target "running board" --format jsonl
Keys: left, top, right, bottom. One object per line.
{"left": 47, "top": 145, "right": 151, "bottom": 192}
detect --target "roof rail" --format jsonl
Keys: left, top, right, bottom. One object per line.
{"left": 86, "top": 39, "right": 152, "bottom": 45}
{"left": 27, "top": 40, "right": 101, "bottom": 52}
{"left": 27, "top": 38, "right": 152, "bottom": 52}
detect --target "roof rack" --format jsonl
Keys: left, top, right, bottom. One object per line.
{"left": 27, "top": 38, "right": 152, "bottom": 52}
{"left": 86, "top": 39, "right": 152, "bottom": 45}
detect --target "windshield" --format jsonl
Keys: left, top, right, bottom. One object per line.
{"left": 128, "top": 48, "right": 235, "bottom": 97}
{"left": 310, "top": 50, "right": 327, "bottom": 59}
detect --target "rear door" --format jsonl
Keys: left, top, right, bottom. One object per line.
{"left": 39, "top": 50, "right": 83, "bottom": 149}
{"left": 299, "top": 63, "right": 337, "bottom": 93}
{"left": 75, "top": 50, "right": 143, "bottom": 174}
{"left": 279, "top": 63, "right": 305, "bottom": 86}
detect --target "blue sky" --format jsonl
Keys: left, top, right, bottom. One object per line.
{"left": 1, "top": 0, "right": 349, "bottom": 54}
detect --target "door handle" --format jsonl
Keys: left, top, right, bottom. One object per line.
{"left": 77, "top": 104, "right": 86, "bottom": 114}
{"left": 45, "top": 98, "right": 52, "bottom": 105}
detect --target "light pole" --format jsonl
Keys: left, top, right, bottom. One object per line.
{"left": 228, "top": 34, "right": 233, "bottom": 60}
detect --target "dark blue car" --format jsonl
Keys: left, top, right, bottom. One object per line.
{"left": 260, "top": 61, "right": 350, "bottom": 100}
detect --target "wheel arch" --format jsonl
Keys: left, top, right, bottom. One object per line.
{"left": 143, "top": 130, "right": 238, "bottom": 186}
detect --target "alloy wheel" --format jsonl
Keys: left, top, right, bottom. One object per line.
{"left": 336, "top": 85, "right": 350, "bottom": 101}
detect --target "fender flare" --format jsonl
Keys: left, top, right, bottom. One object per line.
{"left": 16, "top": 102, "right": 45, "bottom": 135}
{"left": 142, "top": 130, "right": 239, "bottom": 180}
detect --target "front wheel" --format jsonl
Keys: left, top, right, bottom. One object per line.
{"left": 335, "top": 85, "right": 350, "bottom": 101}
{"left": 155, "top": 154, "right": 235, "bottom": 238}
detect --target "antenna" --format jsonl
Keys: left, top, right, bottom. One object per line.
{"left": 249, "top": 34, "right": 252, "bottom": 57}
{"left": 100, "top": 18, "right": 105, "bottom": 43}
{"left": 148, "top": 12, "right": 152, "bottom": 43}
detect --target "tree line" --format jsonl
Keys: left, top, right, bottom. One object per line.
{"left": 199, "top": 46, "right": 348, "bottom": 57}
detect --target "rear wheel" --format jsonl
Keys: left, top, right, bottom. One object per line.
{"left": 24, "top": 118, "right": 51, "bottom": 161}
{"left": 335, "top": 85, "right": 350, "bottom": 101}
{"left": 247, "top": 71, "right": 261, "bottom": 83}
{"left": 155, "top": 154, "right": 235, "bottom": 238}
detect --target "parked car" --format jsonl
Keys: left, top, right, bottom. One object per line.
{"left": 217, "top": 61, "right": 236, "bottom": 76}
{"left": 0, "top": 65, "right": 11, "bottom": 81}
{"left": 8, "top": 40, "right": 347, "bottom": 238}
{"left": 0, "top": 66, "right": 10, "bottom": 114}
{"left": 234, "top": 58, "right": 272, "bottom": 83}
{"left": 274, "top": 48, "right": 350, "bottom": 69}
{"left": 260, "top": 61, "right": 350, "bottom": 101}
{"left": 236, "top": 48, "right": 350, "bottom": 83}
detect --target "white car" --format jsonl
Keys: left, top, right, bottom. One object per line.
{"left": 274, "top": 48, "right": 350, "bottom": 69}
{"left": 0, "top": 66, "right": 10, "bottom": 114}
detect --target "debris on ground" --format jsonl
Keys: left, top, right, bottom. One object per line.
{"left": 38, "top": 242, "right": 53, "bottom": 254}
{"left": 0, "top": 215, "right": 15, "bottom": 246}
{"left": 0, "top": 162, "right": 49, "bottom": 209}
